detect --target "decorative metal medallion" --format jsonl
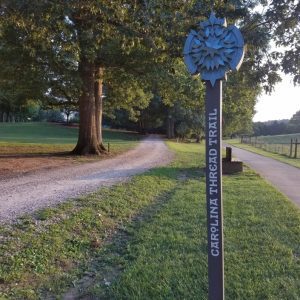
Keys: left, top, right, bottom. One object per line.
{"left": 183, "top": 12, "right": 244, "bottom": 86}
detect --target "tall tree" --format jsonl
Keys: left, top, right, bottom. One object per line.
{"left": 1, "top": 0, "right": 299, "bottom": 148}
{"left": 289, "top": 110, "right": 300, "bottom": 133}
{"left": 1, "top": 0, "right": 139, "bottom": 154}
{"left": 0, "top": 16, "right": 47, "bottom": 121}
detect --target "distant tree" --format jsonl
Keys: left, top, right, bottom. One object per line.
{"left": 136, "top": 95, "right": 166, "bottom": 134}
{"left": 222, "top": 71, "right": 260, "bottom": 136}
{"left": 189, "top": 113, "right": 205, "bottom": 142}
{"left": 0, "top": 23, "right": 46, "bottom": 122}
{"left": 288, "top": 110, "right": 300, "bottom": 133}
{"left": 18, "top": 100, "right": 41, "bottom": 122}
{"left": 253, "top": 122, "right": 267, "bottom": 136}
{"left": 155, "top": 59, "right": 205, "bottom": 139}
{"left": 253, "top": 119, "right": 289, "bottom": 136}
{"left": 176, "top": 122, "right": 192, "bottom": 141}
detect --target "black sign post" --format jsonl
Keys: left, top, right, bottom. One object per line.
{"left": 205, "top": 80, "right": 224, "bottom": 300}
{"left": 183, "top": 12, "right": 244, "bottom": 300}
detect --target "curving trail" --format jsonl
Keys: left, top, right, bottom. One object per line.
{"left": 226, "top": 144, "right": 300, "bottom": 208}
{"left": 0, "top": 136, "right": 174, "bottom": 223}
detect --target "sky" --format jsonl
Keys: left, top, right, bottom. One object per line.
{"left": 253, "top": 75, "right": 300, "bottom": 122}
{"left": 250, "top": 4, "right": 300, "bottom": 123}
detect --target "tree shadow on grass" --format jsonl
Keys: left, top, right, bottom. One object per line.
{"left": 42, "top": 166, "right": 206, "bottom": 299}
{"left": 0, "top": 151, "right": 73, "bottom": 159}
{"left": 78, "top": 166, "right": 205, "bottom": 182}
{"left": 58, "top": 186, "right": 181, "bottom": 299}
{"left": 0, "top": 160, "right": 207, "bottom": 298}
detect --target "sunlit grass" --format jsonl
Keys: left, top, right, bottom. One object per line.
{"left": 0, "top": 122, "right": 141, "bottom": 155}
{"left": 255, "top": 133, "right": 300, "bottom": 144}
{"left": 227, "top": 139, "right": 300, "bottom": 169}
{"left": 0, "top": 142, "right": 299, "bottom": 299}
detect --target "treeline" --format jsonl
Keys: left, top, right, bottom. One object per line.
{"left": 0, "top": 1, "right": 299, "bottom": 154}
{"left": 0, "top": 102, "right": 70, "bottom": 123}
{"left": 254, "top": 110, "right": 300, "bottom": 136}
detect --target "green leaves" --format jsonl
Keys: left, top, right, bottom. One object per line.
{"left": 0, "top": 0, "right": 299, "bottom": 136}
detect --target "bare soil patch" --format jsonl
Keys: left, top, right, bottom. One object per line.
{"left": 0, "top": 156, "right": 74, "bottom": 180}
{"left": 0, "top": 153, "right": 104, "bottom": 180}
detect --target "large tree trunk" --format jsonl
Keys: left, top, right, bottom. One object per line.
{"left": 72, "top": 57, "right": 104, "bottom": 155}
{"left": 138, "top": 118, "right": 146, "bottom": 134}
{"left": 166, "top": 116, "right": 175, "bottom": 139}
{"left": 94, "top": 66, "right": 106, "bottom": 151}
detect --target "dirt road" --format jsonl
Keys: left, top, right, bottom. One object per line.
{"left": 0, "top": 136, "right": 173, "bottom": 223}
{"left": 227, "top": 144, "right": 300, "bottom": 208}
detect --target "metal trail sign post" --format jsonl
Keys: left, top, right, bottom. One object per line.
{"left": 183, "top": 13, "right": 244, "bottom": 300}
{"left": 205, "top": 79, "right": 224, "bottom": 299}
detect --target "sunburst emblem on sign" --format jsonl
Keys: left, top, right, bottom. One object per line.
{"left": 183, "top": 12, "right": 244, "bottom": 86}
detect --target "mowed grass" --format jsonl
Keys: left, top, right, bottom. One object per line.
{"left": 255, "top": 133, "right": 300, "bottom": 144}
{"left": 0, "top": 122, "right": 78, "bottom": 144}
{"left": 227, "top": 138, "right": 300, "bottom": 169}
{"left": 0, "top": 122, "right": 141, "bottom": 155}
{"left": 0, "top": 142, "right": 299, "bottom": 299}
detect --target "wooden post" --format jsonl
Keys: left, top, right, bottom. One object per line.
{"left": 205, "top": 80, "right": 224, "bottom": 300}
{"left": 225, "top": 147, "right": 232, "bottom": 162}
{"left": 294, "top": 139, "right": 298, "bottom": 159}
{"left": 108, "top": 142, "right": 110, "bottom": 153}
{"left": 290, "top": 139, "right": 293, "bottom": 157}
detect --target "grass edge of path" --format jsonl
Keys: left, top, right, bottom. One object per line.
{"left": 226, "top": 139, "right": 300, "bottom": 169}
{"left": 0, "top": 142, "right": 299, "bottom": 299}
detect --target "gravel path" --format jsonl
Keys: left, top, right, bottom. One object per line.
{"left": 226, "top": 144, "right": 300, "bottom": 208}
{"left": 0, "top": 136, "right": 174, "bottom": 223}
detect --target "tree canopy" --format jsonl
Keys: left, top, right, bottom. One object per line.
{"left": 0, "top": 0, "right": 299, "bottom": 150}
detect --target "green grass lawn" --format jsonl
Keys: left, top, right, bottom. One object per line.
{"left": 255, "top": 133, "right": 300, "bottom": 144}
{"left": 0, "top": 122, "right": 141, "bottom": 155}
{"left": 0, "top": 142, "right": 299, "bottom": 299}
{"left": 227, "top": 139, "right": 300, "bottom": 169}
